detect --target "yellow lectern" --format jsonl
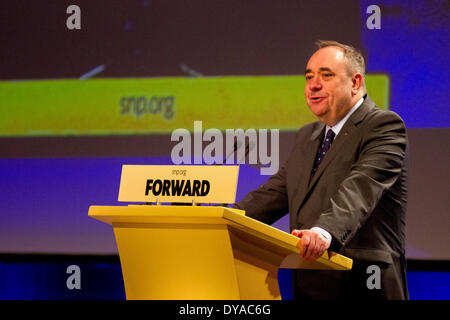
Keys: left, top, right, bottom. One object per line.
{"left": 89, "top": 204, "right": 352, "bottom": 300}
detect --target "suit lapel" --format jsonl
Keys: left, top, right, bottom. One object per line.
{"left": 291, "top": 122, "right": 324, "bottom": 216}
{"left": 295, "top": 96, "right": 375, "bottom": 215}
{"left": 307, "top": 120, "right": 356, "bottom": 189}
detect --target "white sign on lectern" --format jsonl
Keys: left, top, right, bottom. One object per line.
{"left": 118, "top": 165, "right": 240, "bottom": 204}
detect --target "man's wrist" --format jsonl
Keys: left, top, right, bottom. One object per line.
{"left": 311, "top": 226, "right": 332, "bottom": 244}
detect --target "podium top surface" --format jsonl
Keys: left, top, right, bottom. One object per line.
{"left": 89, "top": 205, "right": 352, "bottom": 271}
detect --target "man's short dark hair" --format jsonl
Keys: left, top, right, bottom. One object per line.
{"left": 316, "top": 40, "right": 366, "bottom": 77}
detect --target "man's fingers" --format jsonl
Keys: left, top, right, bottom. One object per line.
{"left": 303, "top": 235, "right": 316, "bottom": 260}
{"left": 313, "top": 236, "right": 330, "bottom": 260}
{"left": 299, "top": 233, "right": 310, "bottom": 256}
{"left": 291, "top": 229, "right": 301, "bottom": 237}
{"left": 292, "top": 229, "right": 329, "bottom": 261}
{"left": 312, "top": 243, "right": 325, "bottom": 260}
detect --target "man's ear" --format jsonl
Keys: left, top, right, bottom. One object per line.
{"left": 351, "top": 73, "right": 364, "bottom": 96}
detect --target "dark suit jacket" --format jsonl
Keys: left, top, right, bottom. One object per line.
{"left": 236, "top": 96, "right": 409, "bottom": 299}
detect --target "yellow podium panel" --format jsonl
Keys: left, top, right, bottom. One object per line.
{"left": 89, "top": 205, "right": 352, "bottom": 300}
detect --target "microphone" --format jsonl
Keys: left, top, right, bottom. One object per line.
{"left": 237, "top": 140, "right": 256, "bottom": 164}
{"left": 171, "top": 140, "right": 242, "bottom": 206}
{"left": 218, "top": 139, "right": 256, "bottom": 208}
{"left": 215, "top": 140, "right": 242, "bottom": 165}
{"left": 172, "top": 139, "right": 253, "bottom": 207}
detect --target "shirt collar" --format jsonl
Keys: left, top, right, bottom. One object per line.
{"left": 326, "top": 97, "right": 364, "bottom": 137}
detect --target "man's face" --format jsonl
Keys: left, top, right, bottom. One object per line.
{"left": 304, "top": 46, "right": 355, "bottom": 126}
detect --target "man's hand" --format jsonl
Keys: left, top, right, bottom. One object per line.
{"left": 291, "top": 229, "right": 331, "bottom": 261}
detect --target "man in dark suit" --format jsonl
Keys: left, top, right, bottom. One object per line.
{"left": 235, "top": 40, "right": 409, "bottom": 299}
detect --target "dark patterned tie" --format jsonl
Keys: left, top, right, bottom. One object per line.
{"left": 311, "top": 129, "right": 336, "bottom": 178}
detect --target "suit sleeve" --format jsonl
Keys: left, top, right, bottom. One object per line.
{"left": 234, "top": 160, "right": 289, "bottom": 225}
{"left": 315, "top": 111, "right": 407, "bottom": 249}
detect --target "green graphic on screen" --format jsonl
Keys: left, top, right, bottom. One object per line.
{"left": 1, "top": 75, "right": 389, "bottom": 136}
